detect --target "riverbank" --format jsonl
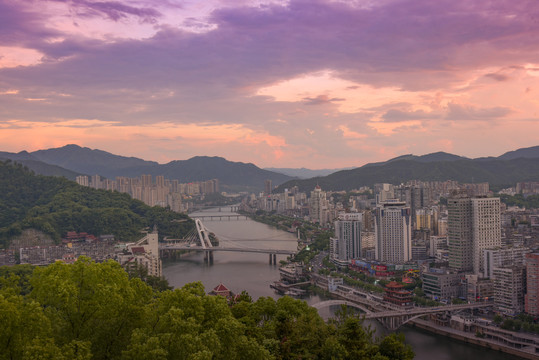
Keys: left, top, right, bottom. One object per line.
{"left": 410, "top": 318, "right": 538, "bottom": 359}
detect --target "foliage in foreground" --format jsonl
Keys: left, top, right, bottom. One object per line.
{"left": 0, "top": 258, "right": 414, "bottom": 360}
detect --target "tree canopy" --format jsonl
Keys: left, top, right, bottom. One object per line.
{"left": 0, "top": 258, "right": 414, "bottom": 360}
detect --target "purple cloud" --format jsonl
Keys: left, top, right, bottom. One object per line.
{"left": 0, "top": 1, "right": 60, "bottom": 46}
{"left": 51, "top": 0, "right": 162, "bottom": 23}
{"left": 303, "top": 95, "right": 345, "bottom": 106}
{"left": 382, "top": 109, "right": 435, "bottom": 122}
{"left": 445, "top": 103, "right": 513, "bottom": 121}
{"left": 484, "top": 72, "right": 510, "bottom": 82}
{"left": 0, "top": 0, "right": 538, "bottom": 167}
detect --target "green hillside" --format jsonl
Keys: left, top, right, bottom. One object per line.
{"left": 0, "top": 161, "right": 194, "bottom": 249}
{"left": 276, "top": 157, "right": 539, "bottom": 192}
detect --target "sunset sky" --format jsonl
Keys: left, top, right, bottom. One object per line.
{"left": 1, "top": 0, "right": 539, "bottom": 169}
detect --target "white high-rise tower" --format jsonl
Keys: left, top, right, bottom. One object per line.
{"left": 374, "top": 200, "right": 412, "bottom": 264}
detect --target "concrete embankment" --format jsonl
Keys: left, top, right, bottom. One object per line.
{"left": 410, "top": 319, "right": 538, "bottom": 360}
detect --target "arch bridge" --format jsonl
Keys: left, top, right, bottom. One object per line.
{"left": 311, "top": 283, "right": 493, "bottom": 330}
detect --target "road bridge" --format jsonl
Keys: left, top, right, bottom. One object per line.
{"left": 195, "top": 214, "right": 249, "bottom": 221}
{"left": 159, "top": 218, "right": 296, "bottom": 264}
{"left": 311, "top": 280, "right": 493, "bottom": 330}
{"left": 311, "top": 300, "right": 372, "bottom": 315}
{"left": 187, "top": 205, "right": 241, "bottom": 213}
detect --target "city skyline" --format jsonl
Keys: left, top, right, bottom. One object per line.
{"left": 1, "top": 0, "right": 539, "bottom": 168}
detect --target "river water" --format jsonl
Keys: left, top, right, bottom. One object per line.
{"left": 163, "top": 208, "right": 516, "bottom": 360}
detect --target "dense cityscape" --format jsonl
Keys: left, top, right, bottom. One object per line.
{"left": 3, "top": 0, "right": 539, "bottom": 359}
{"left": 1, "top": 149, "right": 539, "bottom": 359}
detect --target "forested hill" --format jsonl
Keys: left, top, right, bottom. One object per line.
{"left": 27, "top": 144, "right": 294, "bottom": 191}
{"left": 0, "top": 161, "right": 194, "bottom": 248}
{"left": 276, "top": 156, "right": 539, "bottom": 192}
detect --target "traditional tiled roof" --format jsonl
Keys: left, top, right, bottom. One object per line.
{"left": 213, "top": 283, "right": 229, "bottom": 292}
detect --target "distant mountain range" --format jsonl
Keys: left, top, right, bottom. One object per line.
{"left": 0, "top": 145, "right": 294, "bottom": 192}
{"left": 2, "top": 144, "right": 539, "bottom": 193}
{"left": 275, "top": 146, "right": 539, "bottom": 192}
{"left": 263, "top": 167, "right": 354, "bottom": 179}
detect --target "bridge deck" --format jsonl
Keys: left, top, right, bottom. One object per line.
{"left": 159, "top": 245, "right": 295, "bottom": 255}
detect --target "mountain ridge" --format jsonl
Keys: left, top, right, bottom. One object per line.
{"left": 2, "top": 144, "right": 539, "bottom": 192}
{"left": 275, "top": 145, "right": 539, "bottom": 192}
{"left": 26, "top": 145, "right": 294, "bottom": 191}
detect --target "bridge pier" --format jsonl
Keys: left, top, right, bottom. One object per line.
{"left": 204, "top": 251, "right": 214, "bottom": 264}
{"left": 269, "top": 253, "right": 277, "bottom": 265}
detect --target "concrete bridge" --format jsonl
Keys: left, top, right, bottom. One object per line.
{"left": 311, "top": 300, "right": 373, "bottom": 315}
{"left": 187, "top": 205, "right": 241, "bottom": 213}
{"left": 311, "top": 281, "right": 493, "bottom": 330}
{"left": 195, "top": 214, "right": 249, "bottom": 221}
{"left": 159, "top": 218, "right": 296, "bottom": 264}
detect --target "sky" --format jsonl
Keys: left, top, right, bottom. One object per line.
{"left": 1, "top": 0, "right": 539, "bottom": 169}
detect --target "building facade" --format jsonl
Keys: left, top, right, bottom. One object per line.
{"left": 525, "top": 253, "right": 539, "bottom": 316}
{"left": 374, "top": 200, "right": 412, "bottom": 264}
{"left": 331, "top": 213, "right": 362, "bottom": 265}
{"left": 448, "top": 194, "right": 501, "bottom": 274}
{"left": 493, "top": 266, "right": 526, "bottom": 316}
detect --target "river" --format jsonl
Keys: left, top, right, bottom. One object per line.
{"left": 163, "top": 207, "right": 517, "bottom": 360}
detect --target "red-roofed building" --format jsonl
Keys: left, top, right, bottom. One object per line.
{"left": 131, "top": 247, "right": 146, "bottom": 255}
{"left": 209, "top": 283, "right": 233, "bottom": 298}
{"left": 384, "top": 281, "right": 413, "bottom": 307}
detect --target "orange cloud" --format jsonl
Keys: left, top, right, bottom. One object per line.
{"left": 0, "top": 46, "right": 43, "bottom": 68}
{"left": 0, "top": 119, "right": 286, "bottom": 162}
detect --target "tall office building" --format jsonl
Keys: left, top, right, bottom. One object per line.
{"left": 331, "top": 213, "right": 362, "bottom": 264}
{"left": 526, "top": 253, "right": 539, "bottom": 316}
{"left": 374, "top": 200, "right": 412, "bottom": 264}
{"left": 448, "top": 193, "right": 500, "bottom": 274}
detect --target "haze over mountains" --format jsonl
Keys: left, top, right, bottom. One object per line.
{"left": 1, "top": 144, "right": 539, "bottom": 192}
{"left": 263, "top": 167, "right": 354, "bottom": 179}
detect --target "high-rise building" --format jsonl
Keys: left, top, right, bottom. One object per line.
{"left": 264, "top": 179, "right": 272, "bottom": 196}
{"left": 76, "top": 175, "right": 89, "bottom": 186}
{"left": 525, "top": 253, "right": 539, "bottom": 316}
{"left": 493, "top": 266, "right": 526, "bottom": 316}
{"left": 156, "top": 175, "right": 165, "bottom": 187}
{"left": 448, "top": 193, "right": 500, "bottom": 274}
{"left": 375, "top": 183, "right": 394, "bottom": 204}
{"left": 374, "top": 200, "right": 412, "bottom": 264}
{"left": 471, "top": 197, "right": 501, "bottom": 274}
{"left": 483, "top": 246, "right": 531, "bottom": 279}
{"left": 331, "top": 213, "right": 362, "bottom": 264}
{"left": 141, "top": 174, "right": 152, "bottom": 187}
{"left": 309, "top": 186, "right": 328, "bottom": 225}
{"left": 91, "top": 174, "right": 102, "bottom": 189}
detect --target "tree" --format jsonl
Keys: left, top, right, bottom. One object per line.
{"left": 29, "top": 257, "right": 153, "bottom": 359}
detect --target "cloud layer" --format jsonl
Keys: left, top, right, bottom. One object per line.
{"left": 1, "top": 0, "right": 539, "bottom": 168}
